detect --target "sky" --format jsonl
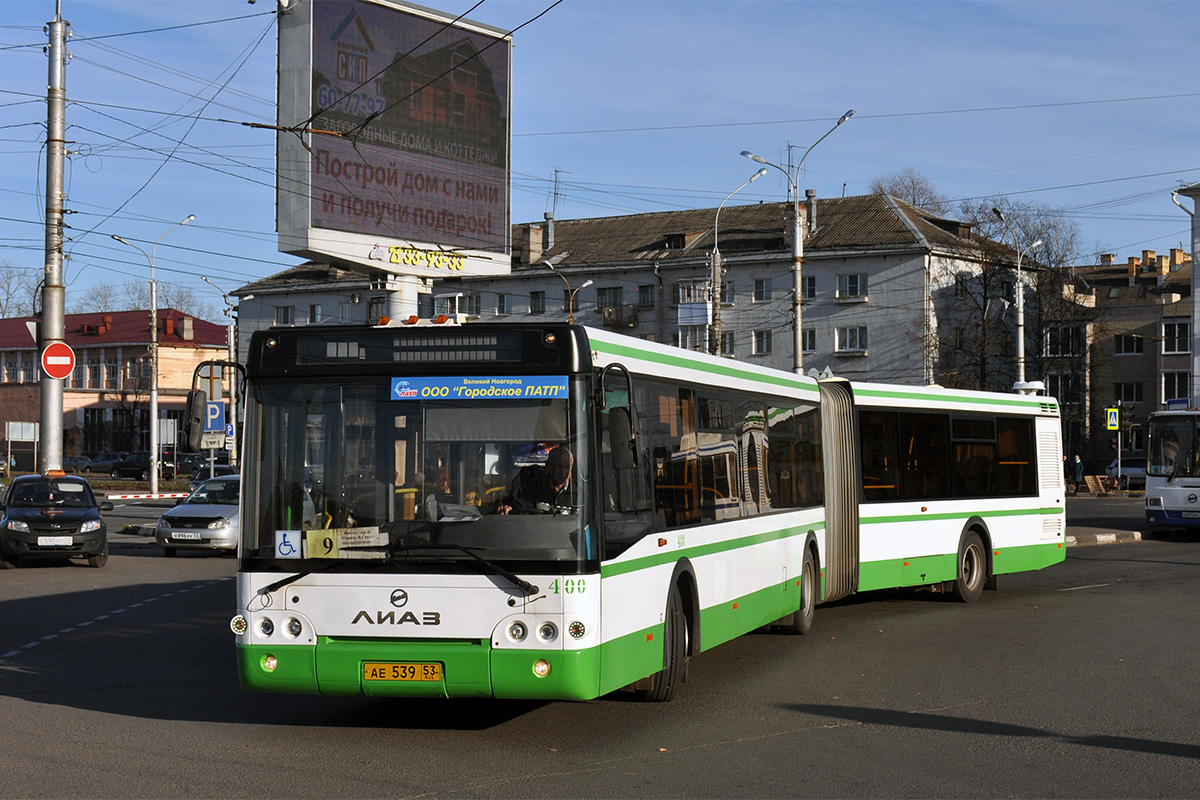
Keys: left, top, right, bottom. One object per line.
{"left": 1, "top": 0, "right": 1198, "bottom": 323}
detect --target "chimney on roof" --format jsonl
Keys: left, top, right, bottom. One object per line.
{"left": 1142, "top": 250, "right": 1156, "bottom": 273}
{"left": 544, "top": 212, "right": 555, "bottom": 250}
{"left": 165, "top": 316, "right": 175, "bottom": 337}
{"left": 1127, "top": 257, "right": 1140, "bottom": 276}
{"left": 805, "top": 190, "right": 817, "bottom": 233}
{"left": 102, "top": 315, "right": 112, "bottom": 333}
{"left": 182, "top": 316, "right": 193, "bottom": 341}
{"left": 1100, "top": 253, "right": 1115, "bottom": 266}
{"left": 1157, "top": 255, "right": 1169, "bottom": 276}
{"left": 514, "top": 223, "right": 544, "bottom": 265}
{"left": 1171, "top": 248, "right": 1189, "bottom": 270}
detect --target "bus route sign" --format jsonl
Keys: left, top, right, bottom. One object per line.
{"left": 390, "top": 376, "right": 568, "bottom": 401}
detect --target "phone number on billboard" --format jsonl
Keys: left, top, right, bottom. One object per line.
{"left": 316, "top": 85, "right": 385, "bottom": 118}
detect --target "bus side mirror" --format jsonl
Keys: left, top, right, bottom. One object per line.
{"left": 609, "top": 408, "right": 636, "bottom": 470}
{"left": 184, "top": 389, "right": 208, "bottom": 451}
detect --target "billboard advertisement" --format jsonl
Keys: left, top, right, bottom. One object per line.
{"left": 278, "top": 0, "right": 512, "bottom": 277}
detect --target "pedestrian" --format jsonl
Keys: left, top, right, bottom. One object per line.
{"left": 1073, "top": 454, "right": 1084, "bottom": 493}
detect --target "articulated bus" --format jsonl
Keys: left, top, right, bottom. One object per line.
{"left": 1145, "top": 410, "right": 1200, "bottom": 532}
{"left": 230, "top": 322, "right": 1066, "bottom": 701}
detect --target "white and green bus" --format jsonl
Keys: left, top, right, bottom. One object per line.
{"left": 230, "top": 322, "right": 1066, "bottom": 701}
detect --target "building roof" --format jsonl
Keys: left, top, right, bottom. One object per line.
{"left": 235, "top": 263, "right": 368, "bottom": 296}
{"left": 0, "top": 309, "right": 227, "bottom": 351}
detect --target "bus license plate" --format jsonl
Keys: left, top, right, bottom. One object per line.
{"left": 1182, "top": 512, "right": 1200, "bottom": 519}
{"left": 363, "top": 662, "right": 442, "bottom": 682}
{"left": 37, "top": 536, "right": 71, "bottom": 546}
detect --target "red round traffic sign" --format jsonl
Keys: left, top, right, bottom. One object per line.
{"left": 41, "top": 341, "right": 76, "bottom": 380}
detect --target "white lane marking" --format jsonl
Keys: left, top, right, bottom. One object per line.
{"left": 1058, "top": 583, "right": 1114, "bottom": 592}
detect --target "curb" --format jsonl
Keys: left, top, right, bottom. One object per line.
{"left": 1067, "top": 530, "right": 1143, "bottom": 547}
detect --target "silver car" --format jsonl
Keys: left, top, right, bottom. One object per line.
{"left": 156, "top": 476, "right": 240, "bottom": 556}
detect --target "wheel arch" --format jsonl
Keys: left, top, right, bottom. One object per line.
{"left": 958, "top": 516, "right": 994, "bottom": 578}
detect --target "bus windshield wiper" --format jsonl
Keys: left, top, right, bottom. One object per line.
{"left": 256, "top": 560, "right": 342, "bottom": 596}
{"left": 388, "top": 543, "right": 540, "bottom": 596}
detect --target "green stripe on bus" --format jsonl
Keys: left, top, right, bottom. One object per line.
{"left": 860, "top": 505, "right": 1063, "bottom": 526}
{"left": 855, "top": 540, "right": 1064, "bottom": 591}
{"left": 852, "top": 385, "right": 1056, "bottom": 411}
{"left": 590, "top": 337, "right": 819, "bottom": 396}
{"left": 600, "top": 521, "right": 823, "bottom": 579}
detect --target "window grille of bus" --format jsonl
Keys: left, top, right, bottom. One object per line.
{"left": 389, "top": 334, "right": 517, "bottom": 363}
{"left": 1038, "top": 430, "right": 1062, "bottom": 491}
{"left": 1041, "top": 516, "right": 1063, "bottom": 540}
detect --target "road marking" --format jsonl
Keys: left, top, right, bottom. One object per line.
{"left": 1058, "top": 583, "right": 1114, "bottom": 592}
{"left": 0, "top": 577, "right": 233, "bottom": 661}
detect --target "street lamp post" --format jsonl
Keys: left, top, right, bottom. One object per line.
{"left": 991, "top": 208, "right": 1043, "bottom": 393}
{"left": 742, "top": 109, "right": 854, "bottom": 374}
{"left": 544, "top": 260, "right": 592, "bottom": 324}
{"left": 712, "top": 168, "right": 769, "bottom": 356}
{"left": 112, "top": 214, "right": 194, "bottom": 494}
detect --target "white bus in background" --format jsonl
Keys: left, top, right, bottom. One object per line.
{"left": 1145, "top": 411, "right": 1200, "bottom": 532}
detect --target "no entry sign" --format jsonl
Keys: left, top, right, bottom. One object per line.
{"left": 41, "top": 341, "right": 76, "bottom": 380}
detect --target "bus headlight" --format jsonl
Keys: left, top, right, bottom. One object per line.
{"left": 259, "top": 618, "right": 274, "bottom": 637}
{"left": 537, "top": 621, "right": 557, "bottom": 642}
{"left": 286, "top": 618, "right": 303, "bottom": 638}
{"left": 507, "top": 621, "right": 527, "bottom": 642}
{"left": 1146, "top": 496, "right": 1162, "bottom": 508}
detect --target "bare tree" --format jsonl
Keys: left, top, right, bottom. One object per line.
{"left": 71, "top": 282, "right": 122, "bottom": 314}
{"left": 0, "top": 260, "right": 39, "bottom": 317}
{"left": 869, "top": 167, "right": 951, "bottom": 215}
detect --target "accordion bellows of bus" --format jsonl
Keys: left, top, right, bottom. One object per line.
{"left": 229, "top": 321, "right": 1065, "bottom": 702}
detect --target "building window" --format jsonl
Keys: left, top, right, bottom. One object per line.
{"left": 1164, "top": 372, "right": 1190, "bottom": 402}
{"left": 1044, "top": 325, "right": 1082, "bottom": 357}
{"left": 105, "top": 359, "right": 119, "bottom": 388}
{"left": 802, "top": 275, "right": 816, "bottom": 300}
{"left": 496, "top": 294, "right": 510, "bottom": 315}
{"left": 274, "top": 305, "right": 294, "bottom": 325}
{"left": 720, "top": 331, "right": 735, "bottom": 355}
{"left": 1107, "top": 286, "right": 1122, "bottom": 298}
{"left": 636, "top": 285, "right": 656, "bottom": 309}
{"left": 87, "top": 359, "right": 101, "bottom": 388}
{"left": 675, "top": 325, "right": 706, "bottom": 352}
{"left": 368, "top": 296, "right": 385, "bottom": 321}
{"left": 837, "top": 273, "right": 868, "bottom": 299}
{"left": 837, "top": 326, "right": 868, "bottom": 353}
{"left": 1045, "top": 373, "right": 1081, "bottom": 405}
{"left": 463, "top": 294, "right": 481, "bottom": 317}
{"left": 530, "top": 291, "right": 545, "bottom": 314}
{"left": 1164, "top": 321, "right": 1191, "bottom": 354}
{"left": 718, "top": 281, "right": 735, "bottom": 305}
{"left": 753, "top": 330, "right": 772, "bottom": 355}
{"left": 72, "top": 362, "right": 85, "bottom": 388}
{"left": 802, "top": 328, "right": 815, "bottom": 354}
{"left": 596, "top": 287, "right": 623, "bottom": 308}
{"left": 1115, "top": 333, "right": 1143, "bottom": 355}
{"left": 1116, "top": 382, "right": 1143, "bottom": 404}
{"left": 675, "top": 282, "right": 707, "bottom": 305}
{"left": 753, "top": 279, "right": 772, "bottom": 303}
{"left": 339, "top": 302, "right": 357, "bottom": 323}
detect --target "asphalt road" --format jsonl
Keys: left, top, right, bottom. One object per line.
{"left": 1, "top": 493, "right": 1195, "bottom": 798}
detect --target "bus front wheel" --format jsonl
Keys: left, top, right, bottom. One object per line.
{"left": 642, "top": 584, "right": 686, "bottom": 702}
{"left": 951, "top": 532, "right": 987, "bottom": 603}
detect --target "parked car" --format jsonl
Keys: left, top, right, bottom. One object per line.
{"left": 156, "top": 476, "right": 240, "bottom": 556}
{"left": 1106, "top": 456, "right": 1146, "bottom": 490}
{"left": 111, "top": 451, "right": 175, "bottom": 481}
{"left": 62, "top": 455, "right": 92, "bottom": 473}
{"left": 0, "top": 473, "right": 112, "bottom": 568}
{"left": 84, "top": 452, "right": 126, "bottom": 474}
{"left": 175, "top": 452, "right": 204, "bottom": 476}
{"left": 189, "top": 464, "right": 237, "bottom": 491}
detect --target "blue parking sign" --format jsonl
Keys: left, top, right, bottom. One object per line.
{"left": 205, "top": 402, "right": 226, "bottom": 432}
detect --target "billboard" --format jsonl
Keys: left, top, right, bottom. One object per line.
{"left": 277, "top": 0, "right": 512, "bottom": 277}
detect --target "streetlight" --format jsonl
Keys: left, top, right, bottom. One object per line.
{"left": 991, "top": 207, "right": 1043, "bottom": 393}
{"left": 112, "top": 213, "right": 194, "bottom": 495}
{"left": 742, "top": 109, "right": 855, "bottom": 374}
{"left": 543, "top": 259, "right": 592, "bottom": 324}
{"left": 201, "top": 276, "right": 240, "bottom": 469}
{"left": 712, "top": 167, "right": 769, "bottom": 356}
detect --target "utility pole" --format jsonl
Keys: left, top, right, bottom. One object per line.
{"left": 39, "top": 2, "right": 68, "bottom": 474}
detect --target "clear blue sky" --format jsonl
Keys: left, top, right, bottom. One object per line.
{"left": 2, "top": 0, "right": 1197, "bottom": 321}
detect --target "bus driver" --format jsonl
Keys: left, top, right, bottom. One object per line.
{"left": 497, "top": 446, "right": 574, "bottom": 514}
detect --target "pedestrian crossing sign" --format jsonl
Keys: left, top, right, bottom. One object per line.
{"left": 1106, "top": 407, "right": 1119, "bottom": 430}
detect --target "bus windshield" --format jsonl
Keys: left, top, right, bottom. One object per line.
{"left": 241, "top": 376, "right": 591, "bottom": 569}
{"left": 1147, "top": 414, "right": 1200, "bottom": 478}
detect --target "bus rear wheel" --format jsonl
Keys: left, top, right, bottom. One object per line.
{"left": 642, "top": 584, "right": 686, "bottom": 702}
{"left": 776, "top": 547, "right": 817, "bottom": 635}
{"left": 951, "top": 532, "right": 987, "bottom": 603}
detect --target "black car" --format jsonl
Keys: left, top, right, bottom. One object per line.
{"left": 111, "top": 451, "right": 176, "bottom": 481}
{"left": 0, "top": 474, "right": 112, "bottom": 568}
{"left": 62, "top": 455, "right": 92, "bottom": 473}
{"left": 84, "top": 451, "right": 126, "bottom": 473}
